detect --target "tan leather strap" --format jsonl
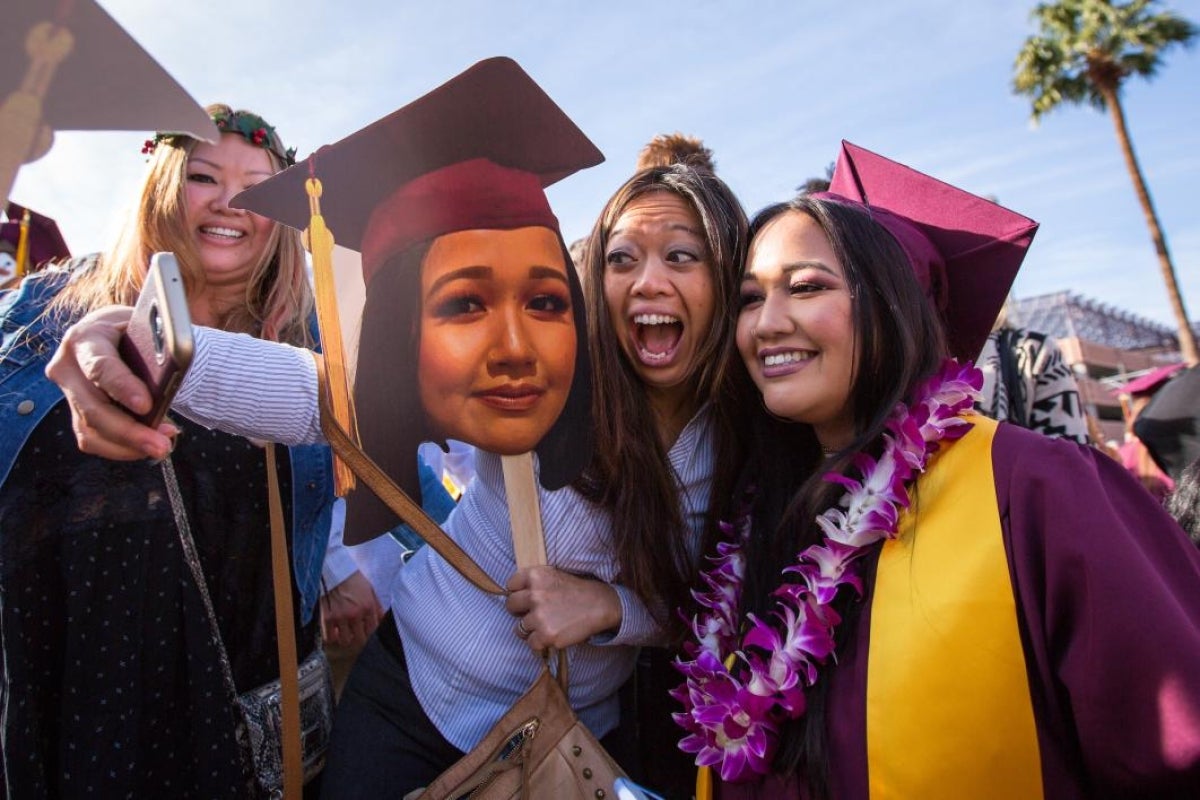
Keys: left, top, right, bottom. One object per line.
{"left": 265, "top": 444, "right": 303, "bottom": 799}
{"left": 315, "top": 362, "right": 505, "bottom": 596}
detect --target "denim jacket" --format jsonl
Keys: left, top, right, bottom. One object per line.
{"left": 0, "top": 264, "right": 335, "bottom": 622}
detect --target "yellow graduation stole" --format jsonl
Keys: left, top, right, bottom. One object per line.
{"left": 867, "top": 415, "right": 1043, "bottom": 798}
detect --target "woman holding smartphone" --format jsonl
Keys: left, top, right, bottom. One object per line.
{"left": 0, "top": 105, "right": 338, "bottom": 798}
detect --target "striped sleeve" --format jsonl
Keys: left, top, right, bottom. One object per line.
{"left": 173, "top": 326, "right": 324, "bottom": 444}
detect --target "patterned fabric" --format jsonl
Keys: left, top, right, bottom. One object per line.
{"left": 974, "top": 327, "right": 1090, "bottom": 445}
{"left": 0, "top": 404, "right": 315, "bottom": 798}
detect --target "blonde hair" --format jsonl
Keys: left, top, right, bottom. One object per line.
{"left": 50, "top": 104, "right": 313, "bottom": 346}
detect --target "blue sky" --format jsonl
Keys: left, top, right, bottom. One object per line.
{"left": 12, "top": 0, "right": 1200, "bottom": 329}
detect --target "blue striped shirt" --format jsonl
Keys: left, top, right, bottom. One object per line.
{"left": 175, "top": 326, "right": 716, "bottom": 748}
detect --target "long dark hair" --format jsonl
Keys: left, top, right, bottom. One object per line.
{"left": 577, "top": 165, "right": 749, "bottom": 641}
{"left": 733, "top": 196, "right": 948, "bottom": 795}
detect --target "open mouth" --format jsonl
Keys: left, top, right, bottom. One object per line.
{"left": 633, "top": 313, "right": 683, "bottom": 364}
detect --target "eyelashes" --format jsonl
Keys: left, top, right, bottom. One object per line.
{"left": 430, "top": 291, "right": 571, "bottom": 320}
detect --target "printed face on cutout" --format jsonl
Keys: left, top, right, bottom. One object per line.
{"left": 417, "top": 225, "right": 576, "bottom": 455}
{"left": 602, "top": 191, "right": 715, "bottom": 406}
{"left": 737, "top": 210, "right": 857, "bottom": 450}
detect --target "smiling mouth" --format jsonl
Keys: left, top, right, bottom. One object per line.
{"left": 760, "top": 349, "right": 814, "bottom": 377}
{"left": 633, "top": 313, "right": 683, "bottom": 364}
{"left": 474, "top": 385, "right": 545, "bottom": 411}
{"left": 200, "top": 225, "right": 245, "bottom": 240}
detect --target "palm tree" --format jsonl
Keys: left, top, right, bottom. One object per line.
{"left": 1014, "top": 0, "right": 1198, "bottom": 365}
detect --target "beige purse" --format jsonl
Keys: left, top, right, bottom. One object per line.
{"left": 410, "top": 651, "right": 625, "bottom": 799}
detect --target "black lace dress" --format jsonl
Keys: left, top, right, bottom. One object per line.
{"left": 0, "top": 403, "right": 315, "bottom": 798}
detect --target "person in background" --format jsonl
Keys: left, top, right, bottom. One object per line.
{"left": 974, "top": 307, "right": 1091, "bottom": 445}
{"left": 2, "top": 105, "right": 336, "bottom": 798}
{"left": 679, "top": 142, "right": 1200, "bottom": 799}
{"left": 1117, "top": 363, "right": 1184, "bottom": 501}
{"left": 0, "top": 202, "right": 71, "bottom": 289}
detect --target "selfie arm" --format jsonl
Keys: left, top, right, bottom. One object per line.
{"left": 173, "top": 327, "right": 324, "bottom": 445}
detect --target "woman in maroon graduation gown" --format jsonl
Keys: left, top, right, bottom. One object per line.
{"left": 672, "top": 142, "right": 1200, "bottom": 799}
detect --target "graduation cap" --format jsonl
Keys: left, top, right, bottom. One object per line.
{"left": 1134, "top": 364, "right": 1199, "bottom": 481}
{"left": 1118, "top": 362, "right": 1185, "bottom": 396}
{"left": 233, "top": 56, "right": 602, "bottom": 544}
{"left": 0, "top": 202, "right": 70, "bottom": 284}
{"left": 825, "top": 141, "right": 1040, "bottom": 362}
{"left": 1, "top": 0, "right": 218, "bottom": 201}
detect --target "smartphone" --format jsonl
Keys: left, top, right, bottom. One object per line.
{"left": 118, "top": 252, "right": 194, "bottom": 427}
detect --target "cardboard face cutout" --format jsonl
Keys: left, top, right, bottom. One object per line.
{"left": 1, "top": 0, "right": 218, "bottom": 202}
{"left": 234, "top": 57, "right": 602, "bottom": 543}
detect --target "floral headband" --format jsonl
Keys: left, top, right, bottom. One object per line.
{"left": 142, "top": 108, "right": 297, "bottom": 166}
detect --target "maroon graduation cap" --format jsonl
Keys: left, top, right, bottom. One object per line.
{"left": 233, "top": 57, "right": 602, "bottom": 543}
{"left": 1, "top": 201, "right": 70, "bottom": 269}
{"left": 826, "top": 141, "right": 1040, "bottom": 362}
{"left": 1118, "top": 363, "right": 1185, "bottom": 396}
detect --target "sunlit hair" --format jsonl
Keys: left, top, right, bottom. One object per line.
{"left": 734, "top": 195, "right": 948, "bottom": 795}
{"left": 634, "top": 132, "right": 716, "bottom": 173}
{"left": 50, "top": 104, "right": 312, "bottom": 346}
{"left": 577, "top": 164, "right": 748, "bottom": 639}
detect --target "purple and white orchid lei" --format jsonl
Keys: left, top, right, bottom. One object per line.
{"left": 671, "top": 359, "right": 983, "bottom": 782}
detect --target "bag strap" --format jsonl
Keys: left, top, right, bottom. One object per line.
{"left": 161, "top": 456, "right": 241, "bottom": 702}
{"left": 265, "top": 444, "right": 304, "bottom": 799}
{"left": 161, "top": 449, "right": 304, "bottom": 799}
{"left": 315, "top": 360, "right": 504, "bottom": 595}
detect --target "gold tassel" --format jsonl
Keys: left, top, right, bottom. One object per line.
{"left": 303, "top": 172, "right": 359, "bottom": 494}
{"left": 15, "top": 207, "right": 31, "bottom": 278}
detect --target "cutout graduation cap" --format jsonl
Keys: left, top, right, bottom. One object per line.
{"left": 1, "top": 0, "right": 218, "bottom": 203}
{"left": 233, "top": 57, "right": 603, "bottom": 547}
{"left": 825, "top": 141, "right": 1040, "bottom": 362}
{"left": 0, "top": 201, "right": 70, "bottom": 288}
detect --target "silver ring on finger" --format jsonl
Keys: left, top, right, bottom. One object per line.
{"left": 516, "top": 618, "right": 531, "bottom": 639}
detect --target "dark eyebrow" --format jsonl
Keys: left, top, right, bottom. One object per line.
{"left": 188, "top": 156, "right": 273, "bottom": 178}
{"left": 780, "top": 261, "right": 839, "bottom": 277}
{"left": 609, "top": 222, "right": 702, "bottom": 239}
{"left": 741, "top": 260, "right": 840, "bottom": 284}
{"left": 426, "top": 265, "right": 492, "bottom": 296}
{"left": 528, "top": 265, "right": 569, "bottom": 284}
